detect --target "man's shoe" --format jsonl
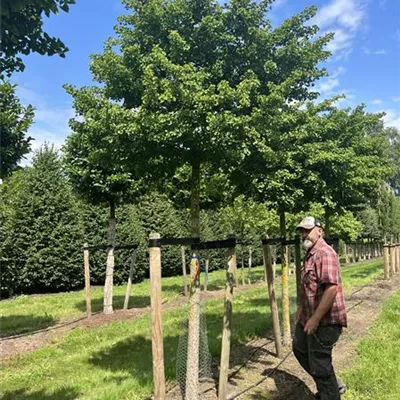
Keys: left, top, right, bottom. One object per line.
{"left": 337, "top": 376, "right": 347, "bottom": 395}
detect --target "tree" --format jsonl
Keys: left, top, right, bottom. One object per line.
{"left": 385, "top": 126, "right": 400, "bottom": 189}
{"left": 0, "top": 0, "right": 75, "bottom": 76}
{"left": 300, "top": 105, "right": 393, "bottom": 235}
{"left": 63, "top": 85, "right": 143, "bottom": 314}
{"left": 0, "top": 145, "right": 82, "bottom": 297}
{"left": 0, "top": 81, "right": 34, "bottom": 178}
{"left": 220, "top": 196, "right": 279, "bottom": 284}
{"left": 77, "top": 0, "right": 336, "bottom": 384}
{"left": 357, "top": 208, "right": 380, "bottom": 240}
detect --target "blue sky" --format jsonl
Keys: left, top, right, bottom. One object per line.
{"left": 12, "top": 0, "right": 400, "bottom": 164}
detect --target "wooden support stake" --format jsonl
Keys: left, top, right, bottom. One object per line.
{"left": 181, "top": 246, "right": 188, "bottom": 296}
{"left": 83, "top": 243, "right": 92, "bottom": 318}
{"left": 241, "top": 247, "right": 245, "bottom": 286}
{"left": 383, "top": 244, "right": 390, "bottom": 279}
{"left": 262, "top": 242, "right": 283, "bottom": 359}
{"left": 149, "top": 233, "right": 165, "bottom": 400}
{"left": 123, "top": 251, "right": 137, "bottom": 310}
{"left": 294, "top": 239, "right": 302, "bottom": 307}
{"left": 390, "top": 244, "right": 396, "bottom": 276}
{"left": 204, "top": 258, "right": 209, "bottom": 292}
{"left": 218, "top": 246, "right": 236, "bottom": 400}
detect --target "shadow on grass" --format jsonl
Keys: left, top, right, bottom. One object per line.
{"left": 242, "top": 369, "right": 315, "bottom": 400}
{"left": 88, "top": 309, "right": 278, "bottom": 390}
{"left": 264, "top": 369, "right": 315, "bottom": 400}
{"left": 74, "top": 295, "right": 150, "bottom": 313}
{"left": 0, "top": 387, "right": 80, "bottom": 400}
{"left": 0, "top": 314, "right": 56, "bottom": 338}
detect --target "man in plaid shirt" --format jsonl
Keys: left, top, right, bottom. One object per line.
{"left": 293, "top": 216, "right": 347, "bottom": 400}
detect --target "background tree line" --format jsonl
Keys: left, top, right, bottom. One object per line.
{"left": 1, "top": 0, "right": 400, "bottom": 298}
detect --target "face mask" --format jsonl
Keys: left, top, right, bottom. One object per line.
{"left": 303, "top": 239, "right": 314, "bottom": 250}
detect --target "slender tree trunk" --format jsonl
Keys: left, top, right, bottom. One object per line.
{"left": 241, "top": 246, "right": 245, "bottom": 285}
{"left": 104, "top": 201, "right": 116, "bottom": 315}
{"left": 123, "top": 250, "right": 136, "bottom": 310}
{"left": 280, "top": 210, "right": 291, "bottom": 346}
{"left": 248, "top": 247, "right": 252, "bottom": 284}
{"left": 186, "top": 160, "right": 201, "bottom": 400}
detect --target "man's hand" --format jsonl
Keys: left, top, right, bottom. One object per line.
{"left": 304, "top": 315, "right": 320, "bottom": 335}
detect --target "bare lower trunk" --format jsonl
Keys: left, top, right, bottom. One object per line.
{"left": 185, "top": 160, "right": 201, "bottom": 400}
{"left": 241, "top": 247, "right": 245, "bottom": 285}
{"left": 104, "top": 201, "right": 116, "bottom": 315}
{"left": 280, "top": 210, "right": 291, "bottom": 346}
{"left": 248, "top": 247, "right": 252, "bottom": 284}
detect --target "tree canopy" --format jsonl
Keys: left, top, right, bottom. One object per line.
{"left": 0, "top": 0, "right": 75, "bottom": 76}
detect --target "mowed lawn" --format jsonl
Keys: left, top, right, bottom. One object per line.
{"left": 0, "top": 259, "right": 386, "bottom": 400}
{"left": 342, "top": 289, "right": 400, "bottom": 400}
{"left": 0, "top": 264, "right": 268, "bottom": 338}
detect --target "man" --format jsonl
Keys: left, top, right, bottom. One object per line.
{"left": 293, "top": 216, "right": 347, "bottom": 400}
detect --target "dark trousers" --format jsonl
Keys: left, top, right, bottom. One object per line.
{"left": 292, "top": 321, "right": 343, "bottom": 400}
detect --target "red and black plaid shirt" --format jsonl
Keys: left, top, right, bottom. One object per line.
{"left": 297, "top": 238, "right": 347, "bottom": 327}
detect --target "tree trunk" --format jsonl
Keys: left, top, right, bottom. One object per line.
{"left": 343, "top": 243, "right": 349, "bottom": 264}
{"left": 248, "top": 247, "right": 252, "bottom": 284}
{"left": 104, "top": 201, "right": 116, "bottom": 315}
{"left": 123, "top": 250, "right": 136, "bottom": 310}
{"left": 280, "top": 210, "right": 291, "bottom": 346}
{"left": 185, "top": 160, "right": 201, "bottom": 400}
{"left": 241, "top": 247, "right": 245, "bottom": 285}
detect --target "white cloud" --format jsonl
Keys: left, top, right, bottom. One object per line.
{"left": 19, "top": 128, "right": 67, "bottom": 167}
{"left": 315, "top": 66, "right": 346, "bottom": 96}
{"left": 382, "top": 109, "right": 400, "bottom": 130}
{"left": 15, "top": 85, "right": 73, "bottom": 166}
{"left": 312, "top": 0, "right": 367, "bottom": 59}
{"left": 331, "top": 90, "right": 356, "bottom": 107}
{"left": 363, "top": 47, "right": 388, "bottom": 55}
{"left": 34, "top": 108, "right": 74, "bottom": 129}
{"left": 318, "top": 78, "right": 340, "bottom": 94}
{"left": 393, "top": 96, "right": 400, "bottom": 102}
{"left": 326, "top": 29, "right": 353, "bottom": 57}
{"left": 16, "top": 86, "right": 43, "bottom": 105}
{"left": 270, "top": 0, "right": 287, "bottom": 8}
{"left": 313, "top": 0, "right": 365, "bottom": 31}
{"left": 371, "top": 99, "right": 383, "bottom": 105}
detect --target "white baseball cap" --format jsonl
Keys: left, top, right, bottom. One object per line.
{"left": 296, "top": 216, "right": 323, "bottom": 230}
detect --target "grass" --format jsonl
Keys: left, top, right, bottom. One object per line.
{"left": 0, "top": 266, "right": 268, "bottom": 338}
{"left": 341, "top": 259, "right": 384, "bottom": 292}
{"left": 0, "top": 258, "right": 386, "bottom": 400}
{"left": 341, "top": 289, "right": 400, "bottom": 400}
{"left": 1, "top": 257, "right": 382, "bottom": 338}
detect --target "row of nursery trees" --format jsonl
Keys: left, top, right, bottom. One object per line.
{"left": 2, "top": 145, "right": 399, "bottom": 297}
{"left": 1, "top": 0, "right": 400, "bottom": 299}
